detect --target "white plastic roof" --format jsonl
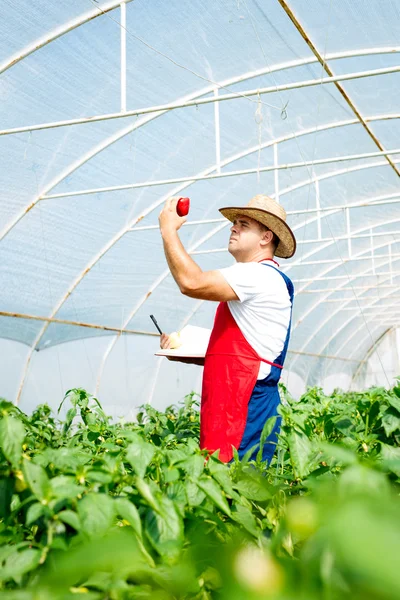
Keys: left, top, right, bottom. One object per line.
{"left": 0, "top": 0, "right": 399, "bottom": 410}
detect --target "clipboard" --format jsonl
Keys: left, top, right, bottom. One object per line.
{"left": 155, "top": 325, "right": 211, "bottom": 358}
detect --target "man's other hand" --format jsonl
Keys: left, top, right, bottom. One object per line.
{"left": 160, "top": 333, "right": 172, "bottom": 349}
{"left": 159, "top": 333, "right": 205, "bottom": 366}
{"left": 159, "top": 197, "right": 187, "bottom": 235}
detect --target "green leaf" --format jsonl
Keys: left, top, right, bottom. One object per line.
{"left": 393, "top": 385, "right": 400, "bottom": 399}
{"left": 240, "top": 443, "right": 259, "bottom": 465}
{"left": 181, "top": 454, "right": 205, "bottom": 480}
{"left": 319, "top": 443, "right": 358, "bottom": 467}
{"left": 339, "top": 464, "right": 390, "bottom": 498}
{"left": 134, "top": 477, "right": 160, "bottom": 512}
{"left": 22, "top": 458, "right": 50, "bottom": 501}
{"left": 165, "top": 481, "right": 187, "bottom": 516}
{"left": 126, "top": 434, "right": 156, "bottom": 478}
{"left": 0, "top": 478, "right": 14, "bottom": 519}
{"left": 58, "top": 510, "right": 81, "bottom": 531}
{"left": 63, "top": 407, "right": 77, "bottom": 433}
{"left": 233, "top": 468, "right": 271, "bottom": 501}
{"left": 185, "top": 480, "right": 206, "bottom": 507}
{"left": 287, "top": 430, "right": 312, "bottom": 479}
{"left": 232, "top": 446, "right": 240, "bottom": 464}
{"left": 231, "top": 503, "right": 259, "bottom": 537}
{"left": 382, "top": 409, "right": 400, "bottom": 437}
{"left": 196, "top": 476, "right": 231, "bottom": 516}
{"left": 0, "top": 549, "right": 41, "bottom": 582}
{"left": 380, "top": 444, "right": 400, "bottom": 477}
{"left": 78, "top": 493, "right": 115, "bottom": 538}
{"left": 166, "top": 448, "right": 190, "bottom": 466}
{"left": 50, "top": 475, "right": 85, "bottom": 500}
{"left": 331, "top": 414, "right": 355, "bottom": 435}
{"left": 256, "top": 416, "right": 278, "bottom": 463}
{"left": 0, "top": 416, "right": 25, "bottom": 467}
{"left": 26, "top": 502, "right": 46, "bottom": 526}
{"left": 86, "top": 470, "right": 113, "bottom": 484}
{"left": 208, "top": 459, "right": 238, "bottom": 499}
{"left": 145, "top": 495, "right": 184, "bottom": 560}
{"left": 115, "top": 497, "right": 142, "bottom": 538}
{"left": 34, "top": 447, "right": 91, "bottom": 471}
{"left": 387, "top": 393, "right": 400, "bottom": 414}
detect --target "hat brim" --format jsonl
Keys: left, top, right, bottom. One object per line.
{"left": 219, "top": 207, "right": 296, "bottom": 259}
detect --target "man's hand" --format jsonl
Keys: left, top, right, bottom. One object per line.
{"left": 160, "top": 332, "right": 173, "bottom": 350}
{"left": 159, "top": 197, "right": 187, "bottom": 235}
{"left": 160, "top": 333, "right": 205, "bottom": 366}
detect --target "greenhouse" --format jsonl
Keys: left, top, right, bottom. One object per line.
{"left": 1, "top": 1, "right": 400, "bottom": 598}
{"left": 1, "top": 0, "right": 399, "bottom": 418}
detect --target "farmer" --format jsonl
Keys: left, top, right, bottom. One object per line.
{"left": 158, "top": 194, "right": 296, "bottom": 463}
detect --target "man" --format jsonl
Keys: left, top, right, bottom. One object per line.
{"left": 158, "top": 194, "right": 296, "bottom": 463}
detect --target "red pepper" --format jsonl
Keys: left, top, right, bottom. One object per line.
{"left": 176, "top": 197, "right": 190, "bottom": 217}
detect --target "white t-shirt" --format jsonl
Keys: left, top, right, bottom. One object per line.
{"left": 218, "top": 260, "right": 292, "bottom": 379}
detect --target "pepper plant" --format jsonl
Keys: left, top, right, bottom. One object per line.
{"left": 0, "top": 382, "right": 399, "bottom": 599}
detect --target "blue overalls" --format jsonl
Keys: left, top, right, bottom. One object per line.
{"left": 200, "top": 262, "right": 294, "bottom": 463}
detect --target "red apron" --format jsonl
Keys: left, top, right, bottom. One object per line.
{"left": 200, "top": 261, "right": 285, "bottom": 462}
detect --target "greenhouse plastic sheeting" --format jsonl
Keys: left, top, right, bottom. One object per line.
{"left": 0, "top": 0, "right": 399, "bottom": 413}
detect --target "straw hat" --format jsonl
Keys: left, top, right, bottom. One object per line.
{"left": 219, "top": 194, "right": 296, "bottom": 259}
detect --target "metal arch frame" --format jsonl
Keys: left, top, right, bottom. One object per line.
{"left": 340, "top": 307, "right": 400, "bottom": 314}
{"left": 301, "top": 284, "right": 400, "bottom": 294}
{"left": 4, "top": 64, "right": 400, "bottom": 138}
{"left": 288, "top": 234, "right": 400, "bottom": 374}
{"left": 8, "top": 109, "right": 400, "bottom": 402}
{"left": 0, "top": 0, "right": 134, "bottom": 76}
{"left": 41, "top": 148, "right": 400, "bottom": 200}
{"left": 1, "top": 14, "right": 399, "bottom": 242}
{"left": 335, "top": 292, "right": 400, "bottom": 359}
{"left": 291, "top": 233, "right": 400, "bottom": 323}
{"left": 94, "top": 221, "right": 228, "bottom": 393}
{"left": 8, "top": 114, "right": 400, "bottom": 343}
{"left": 277, "top": 0, "right": 400, "bottom": 179}
{"left": 301, "top": 290, "right": 400, "bottom": 386}
{"left": 3, "top": 33, "right": 400, "bottom": 85}
{"left": 191, "top": 229, "right": 400, "bottom": 256}
{"left": 165, "top": 220, "right": 400, "bottom": 389}
{"left": 344, "top": 320, "right": 400, "bottom": 366}
{"left": 3, "top": 80, "right": 394, "bottom": 246}
{"left": 178, "top": 224, "right": 400, "bottom": 384}
{"left": 292, "top": 319, "right": 397, "bottom": 390}
{"left": 350, "top": 326, "right": 396, "bottom": 389}
{"left": 3, "top": 10, "right": 400, "bottom": 394}
{"left": 93, "top": 205, "right": 329, "bottom": 394}
{"left": 289, "top": 234, "right": 400, "bottom": 338}
{"left": 314, "top": 272, "right": 400, "bottom": 362}
{"left": 93, "top": 195, "right": 400, "bottom": 396}
{"left": 2, "top": 110, "right": 400, "bottom": 245}
{"left": 14, "top": 152, "right": 400, "bottom": 402}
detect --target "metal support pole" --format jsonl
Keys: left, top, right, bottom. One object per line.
{"left": 120, "top": 1, "right": 127, "bottom": 113}
{"left": 274, "top": 143, "right": 279, "bottom": 203}
{"left": 41, "top": 151, "right": 400, "bottom": 200}
{"left": 371, "top": 228, "right": 375, "bottom": 275}
{"left": 346, "top": 208, "right": 351, "bottom": 258}
{"left": 214, "top": 87, "right": 221, "bottom": 173}
{"left": 3, "top": 65, "right": 400, "bottom": 137}
{"left": 315, "top": 177, "right": 321, "bottom": 240}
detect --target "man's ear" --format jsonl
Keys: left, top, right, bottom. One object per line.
{"left": 260, "top": 229, "right": 274, "bottom": 247}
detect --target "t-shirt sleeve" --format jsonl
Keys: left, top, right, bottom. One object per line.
{"left": 218, "top": 263, "right": 270, "bottom": 302}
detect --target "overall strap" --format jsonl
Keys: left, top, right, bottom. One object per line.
{"left": 261, "top": 263, "right": 294, "bottom": 303}
{"left": 261, "top": 263, "right": 294, "bottom": 368}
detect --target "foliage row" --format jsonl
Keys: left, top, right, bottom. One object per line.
{"left": 0, "top": 382, "right": 400, "bottom": 599}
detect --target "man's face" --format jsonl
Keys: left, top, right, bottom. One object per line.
{"left": 228, "top": 215, "right": 266, "bottom": 260}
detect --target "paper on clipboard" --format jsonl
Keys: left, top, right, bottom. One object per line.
{"left": 155, "top": 325, "right": 211, "bottom": 358}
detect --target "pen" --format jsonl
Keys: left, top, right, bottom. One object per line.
{"left": 150, "top": 314, "right": 163, "bottom": 335}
